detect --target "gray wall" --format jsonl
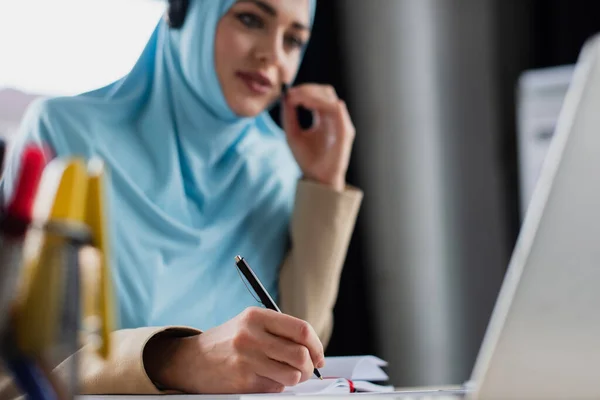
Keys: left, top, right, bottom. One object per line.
{"left": 340, "top": 0, "right": 510, "bottom": 386}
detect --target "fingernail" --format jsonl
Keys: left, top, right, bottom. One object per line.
{"left": 317, "top": 359, "right": 325, "bottom": 368}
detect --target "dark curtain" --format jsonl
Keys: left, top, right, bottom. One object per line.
{"left": 270, "top": 0, "right": 375, "bottom": 357}
{"left": 529, "top": 1, "right": 600, "bottom": 68}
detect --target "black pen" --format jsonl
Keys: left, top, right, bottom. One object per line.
{"left": 281, "top": 84, "right": 314, "bottom": 131}
{"left": 0, "top": 137, "right": 6, "bottom": 176}
{"left": 235, "top": 255, "right": 323, "bottom": 380}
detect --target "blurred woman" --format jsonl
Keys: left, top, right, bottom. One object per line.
{"left": 0, "top": 0, "right": 362, "bottom": 394}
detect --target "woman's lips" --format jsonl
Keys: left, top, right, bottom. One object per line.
{"left": 236, "top": 71, "right": 273, "bottom": 95}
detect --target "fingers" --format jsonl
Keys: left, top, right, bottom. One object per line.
{"left": 254, "top": 309, "right": 325, "bottom": 368}
{"left": 336, "top": 100, "right": 356, "bottom": 142}
{"left": 282, "top": 92, "right": 301, "bottom": 137}
{"left": 258, "top": 330, "right": 314, "bottom": 383}
{"left": 285, "top": 84, "right": 354, "bottom": 141}
{"left": 287, "top": 87, "right": 341, "bottom": 114}
{"left": 239, "top": 308, "right": 325, "bottom": 370}
{"left": 253, "top": 357, "right": 305, "bottom": 387}
{"left": 288, "top": 84, "right": 338, "bottom": 104}
{"left": 232, "top": 308, "right": 319, "bottom": 388}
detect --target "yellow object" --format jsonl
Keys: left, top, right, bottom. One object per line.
{"left": 15, "top": 157, "right": 115, "bottom": 359}
{"left": 15, "top": 159, "right": 88, "bottom": 355}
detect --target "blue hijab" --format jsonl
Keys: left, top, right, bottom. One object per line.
{"left": 2, "top": 0, "right": 316, "bottom": 329}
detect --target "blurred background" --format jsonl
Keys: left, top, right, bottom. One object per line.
{"left": 1, "top": 0, "right": 599, "bottom": 389}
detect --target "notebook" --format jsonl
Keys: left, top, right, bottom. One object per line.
{"left": 284, "top": 378, "right": 394, "bottom": 394}
{"left": 281, "top": 356, "right": 392, "bottom": 395}
{"left": 317, "top": 356, "right": 389, "bottom": 381}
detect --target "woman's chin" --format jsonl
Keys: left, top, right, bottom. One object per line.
{"left": 229, "top": 98, "right": 269, "bottom": 118}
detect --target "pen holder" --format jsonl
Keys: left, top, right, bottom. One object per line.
{"left": 0, "top": 154, "right": 117, "bottom": 400}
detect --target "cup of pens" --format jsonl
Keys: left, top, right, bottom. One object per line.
{"left": 0, "top": 142, "right": 116, "bottom": 400}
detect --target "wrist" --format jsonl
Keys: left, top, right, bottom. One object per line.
{"left": 329, "top": 177, "right": 346, "bottom": 192}
{"left": 303, "top": 174, "right": 346, "bottom": 192}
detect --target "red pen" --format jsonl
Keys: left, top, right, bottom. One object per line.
{"left": 0, "top": 145, "right": 46, "bottom": 326}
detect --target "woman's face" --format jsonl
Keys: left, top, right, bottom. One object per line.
{"left": 215, "top": 0, "right": 311, "bottom": 117}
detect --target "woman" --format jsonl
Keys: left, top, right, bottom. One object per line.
{"left": 0, "top": 0, "right": 362, "bottom": 395}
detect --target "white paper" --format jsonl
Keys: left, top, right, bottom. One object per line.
{"left": 284, "top": 378, "right": 394, "bottom": 395}
{"left": 284, "top": 378, "right": 350, "bottom": 394}
{"left": 316, "top": 356, "right": 389, "bottom": 381}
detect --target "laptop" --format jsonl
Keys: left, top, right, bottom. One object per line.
{"left": 464, "top": 32, "right": 600, "bottom": 400}
{"left": 357, "top": 32, "right": 600, "bottom": 400}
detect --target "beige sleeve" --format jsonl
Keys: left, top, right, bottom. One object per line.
{"left": 278, "top": 180, "right": 363, "bottom": 347}
{"left": 0, "top": 326, "right": 200, "bottom": 399}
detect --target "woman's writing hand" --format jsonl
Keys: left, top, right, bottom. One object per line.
{"left": 283, "top": 84, "right": 356, "bottom": 192}
{"left": 144, "top": 307, "right": 325, "bottom": 394}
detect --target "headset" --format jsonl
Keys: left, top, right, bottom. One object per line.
{"left": 166, "top": 0, "right": 190, "bottom": 29}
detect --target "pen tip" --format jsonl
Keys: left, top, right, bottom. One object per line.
{"left": 235, "top": 255, "right": 242, "bottom": 263}
{"left": 314, "top": 368, "right": 323, "bottom": 380}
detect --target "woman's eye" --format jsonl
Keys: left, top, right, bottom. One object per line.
{"left": 285, "top": 35, "right": 306, "bottom": 49}
{"left": 236, "top": 12, "right": 264, "bottom": 29}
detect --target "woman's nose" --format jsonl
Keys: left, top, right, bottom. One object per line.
{"left": 255, "top": 33, "right": 286, "bottom": 67}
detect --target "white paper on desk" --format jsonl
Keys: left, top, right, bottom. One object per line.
{"left": 316, "top": 356, "right": 389, "bottom": 381}
{"left": 284, "top": 378, "right": 394, "bottom": 395}
{"left": 284, "top": 378, "right": 350, "bottom": 394}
